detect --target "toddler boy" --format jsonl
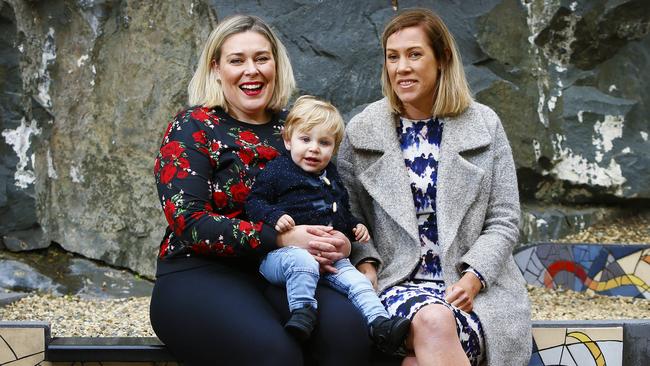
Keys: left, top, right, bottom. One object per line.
{"left": 246, "top": 96, "right": 410, "bottom": 354}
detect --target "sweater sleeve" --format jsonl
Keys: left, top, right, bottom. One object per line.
{"left": 245, "top": 161, "right": 287, "bottom": 227}
{"left": 154, "top": 109, "right": 278, "bottom": 259}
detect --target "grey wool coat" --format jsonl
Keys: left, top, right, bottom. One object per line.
{"left": 337, "top": 98, "right": 532, "bottom": 366}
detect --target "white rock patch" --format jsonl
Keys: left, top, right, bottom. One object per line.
{"left": 1, "top": 118, "right": 42, "bottom": 188}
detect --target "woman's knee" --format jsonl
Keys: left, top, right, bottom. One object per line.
{"left": 412, "top": 304, "right": 457, "bottom": 338}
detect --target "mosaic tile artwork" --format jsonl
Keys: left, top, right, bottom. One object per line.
{"left": 529, "top": 327, "right": 623, "bottom": 366}
{"left": 0, "top": 326, "right": 45, "bottom": 365}
{"left": 0, "top": 322, "right": 179, "bottom": 366}
{"left": 514, "top": 244, "right": 650, "bottom": 298}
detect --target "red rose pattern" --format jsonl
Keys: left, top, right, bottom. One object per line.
{"left": 229, "top": 181, "right": 250, "bottom": 203}
{"left": 153, "top": 158, "right": 161, "bottom": 175}
{"left": 161, "top": 141, "right": 183, "bottom": 158}
{"left": 239, "top": 220, "right": 253, "bottom": 233}
{"left": 160, "top": 164, "right": 177, "bottom": 185}
{"left": 192, "top": 130, "right": 208, "bottom": 145}
{"left": 158, "top": 141, "right": 190, "bottom": 184}
{"left": 155, "top": 106, "right": 285, "bottom": 259}
{"left": 159, "top": 237, "right": 170, "bottom": 258}
{"left": 212, "top": 191, "right": 228, "bottom": 208}
{"left": 163, "top": 199, "right": 176, "bottom": 225}
{"left": 173, "top": 215, "right": 186, "bottom": 236}
{"left": 238, "top": 131, "right": 259, "bottom": 144}
{"left": 191, "top": 108, "right": 212, "bottom": 122}
{"left": 257, "top": 145, "right": 279, "bottom": 161}
{"left": 249, "top": 237, "right": 260, "bottom": 249}
{"left": 238, "top": 149, "right": 255, "bottom": 166}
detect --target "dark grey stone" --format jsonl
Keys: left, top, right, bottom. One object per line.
{"left": 0, "top": 0, "right": 648, "bottom": 277}
{"left": 0, "top": 259, "right": 62, "bottom": 294}
{"left": 519, "top": 204, "right": 629, "bottom": 245}
{"left": 2, "top": 225, "right": 49, "bottom": 252}
{"left": 0, "top": 291, "right": 27, "bottom": 306}
{"left": 0, "top": 1, "right": 45, "bottom": 252}
{"left": 0, "top": 247, "right": 153, "bottom": 298}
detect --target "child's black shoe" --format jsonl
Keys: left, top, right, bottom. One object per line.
{"left": 369, "top": 315, "right": 411, "bottom": 354}
{"left": 285, "top": 304, "right": 318, "bottom": 342}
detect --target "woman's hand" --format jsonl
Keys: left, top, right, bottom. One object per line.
{"left": 356, "top": 262, "right": 378, "bottom": 290}
{"left": 276, "top": 225, "right": 349, "bottom": 273}
{"left": 312, "top": 229, "right": 351, "bottom": 273}
{"left": 444, "top": 272, "right": 482, "bottom": 312}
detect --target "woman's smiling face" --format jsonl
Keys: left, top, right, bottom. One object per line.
{"left": 385, "top": 25, "right": 440, "bottom": 119}
{"left": 215, "top": 31, "right": 276, "bottom": 123}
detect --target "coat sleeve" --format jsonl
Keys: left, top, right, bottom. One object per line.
{"left": 459, "top": 116, "right": 520, "bottom": 286}
{"left": 245, "top": 164, "right": 286, "bottom": 227}
{"left": 155, "top": 113, "right": 278, "bottom": 258}
{"left": 337, "top": 134, "right": 383, "bottom": 267}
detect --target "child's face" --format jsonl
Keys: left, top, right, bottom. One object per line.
{"left": 284, "top": 124, "right": 336, "bottom": 174}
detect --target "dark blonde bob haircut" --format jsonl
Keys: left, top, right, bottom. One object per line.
{"left": 188, "top": 15, "right": 295, "bottom": 112}
{"left": 282, "top": 95, "right": 345, "bottom": 152}
{"left": 381, "top": 8, "right": 472, "bottom": 117}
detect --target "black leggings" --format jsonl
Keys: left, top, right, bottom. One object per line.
{"left": 149, "top": 261, "right": 372, "bottom": 366}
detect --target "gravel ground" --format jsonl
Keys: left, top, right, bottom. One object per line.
{"left": 555, "top": 210, "right": 650, "bottom": 244}
{"left": 1, "top": 211, "right": 648, "bottom": 337}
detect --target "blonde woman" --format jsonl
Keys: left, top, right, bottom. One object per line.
{"left": 151, "top": 15, "right": 370, "bottom": 366}
{"left": 339, "top": 8, "right": 532, "bottom": 366}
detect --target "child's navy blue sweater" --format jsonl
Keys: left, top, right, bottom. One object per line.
{"left": 245, "top": 155, "right": 362, "bottom": 241}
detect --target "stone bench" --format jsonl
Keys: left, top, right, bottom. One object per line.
{"left": 2, "top": 320, "right": 649, "bottom": 366}
{"left": 47, "top": 337, "right": 175, "bottom": 363}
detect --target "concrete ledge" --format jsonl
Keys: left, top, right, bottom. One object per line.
{"left": 1, "top": 320, "right": 649, "bottom": 365}
{"left": 46, "top": 337, "right": 175, "bottom": 362}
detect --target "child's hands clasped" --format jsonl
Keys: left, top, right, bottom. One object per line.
{"left": 275, "top": 214, "right": 296, "bottom": 232}
{"left": 353, "top": 223, "right": 370, "bottom": 242}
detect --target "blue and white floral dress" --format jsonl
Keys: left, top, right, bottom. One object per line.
{"left": 379, "top": 116, "right": 485, "bottom": 364}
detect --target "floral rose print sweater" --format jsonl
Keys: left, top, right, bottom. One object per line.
{"left": 154, "top": 106, "right": 286, "bottom": 261}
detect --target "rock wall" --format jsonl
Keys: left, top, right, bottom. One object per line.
{"left": 1, "top": 0, "right": 648, "bottom": 277}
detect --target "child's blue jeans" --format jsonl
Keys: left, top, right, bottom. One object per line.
{"left": 259, "top": 246, "right": 389, "bottom": 324}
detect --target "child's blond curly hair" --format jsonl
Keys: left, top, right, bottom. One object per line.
{"left": 282, "top": 95, "right": 345, "bottom": 151}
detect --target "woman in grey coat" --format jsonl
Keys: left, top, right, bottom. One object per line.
{"left": 337, "top": 8, "right": 532, "bottom": 366}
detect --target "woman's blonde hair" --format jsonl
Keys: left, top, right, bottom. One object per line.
{"left": 381, "top": 8, "right": 472, "bottom": 117}
{"left": 282, "top": 95, "right": 345, "bottom": 152}
{"left": 188, "top": 15, "right": 295, "bottom": 112}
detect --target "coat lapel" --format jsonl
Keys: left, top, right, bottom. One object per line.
{"left": 347, "top": 100, "right": 420, "bottom": 244}
{"left": 347, "top": 101, "right": 492, "bottom": 251}
{"left": 437, "top": 105, "right": 491, "bottom": 252}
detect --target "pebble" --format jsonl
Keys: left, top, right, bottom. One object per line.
{"left": 0, "top": 212, "right": 648, "bottom": 337}
{"left": 0, "top": 295, "right": 156, "bottom": 337}
{"left": 555, "top": 211, "right": 650, "bottom": 244}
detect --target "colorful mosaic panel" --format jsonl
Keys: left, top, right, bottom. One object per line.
{"left": 514, "top": 244, "right": 650, "bottom": 298}
{"left": 529, "top": 327, "right": 623, "bottom": 366}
